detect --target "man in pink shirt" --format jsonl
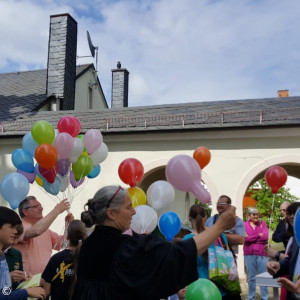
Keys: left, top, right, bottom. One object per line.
{"left": 14, "top": 196, "right": 73, "bottom": 276}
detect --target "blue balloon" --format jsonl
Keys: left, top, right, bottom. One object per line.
{"left": 0, "top": 173, "right": 30, "bottom": 209}
{"left": 22, "top": 132, "right": 38, "bottom": 157}
{"left": 12, "top": 149, "right": 34, "bottom": 173}
{"left": 87, "top": 165, "right": 101, "bottom": 179}
{"left": 158, "top": 211, "right": 181, "bottom": 241}
{"left": 294, "top": 208, "right": 300, "bottom": 246}
{"left": 43, "top": 176, "right": 61, "bottom": 195}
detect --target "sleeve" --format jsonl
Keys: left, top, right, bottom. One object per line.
{"left": 42, "top": 256, "right": 55, "bottom": 283}
{"left": 256, "top": 221, "right": 268, "bottom": 244}
{"left": 272, "top": 220, "right": 289, "bottom": 243}
{"left": 234, "top": 218, "right": 246, "bottom": 236}
{"left": 113, "top": 235, "right": 198, "bottom": 299}
{"left": 50, "top": 230, "right": 63, "bottom": 251}
{"left": 0, "top": 289, "right": 28, "bottom": 300}
{"left": 205, "top": 216, "right": 214, "bottom": 227}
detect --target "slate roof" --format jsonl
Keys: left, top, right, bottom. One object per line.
{"left": 0, "top": 64, "right": 98, "bottom": 122}
{"left": 1, "top": 95, "right": 300, "bottom": 137}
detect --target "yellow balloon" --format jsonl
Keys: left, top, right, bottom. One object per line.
{"left": 35, "top": 175, "right": 44, "bottom": 187}
{"left": 128, "top": 187, "right": 146, "bottom": 208}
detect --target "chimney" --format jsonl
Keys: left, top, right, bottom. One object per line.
{"left": 111, "top": 62, "right": 129, "bottom": 108}
{"left": 277, "top": 90, "right": 289, "bottom": 98}
{"left": 46, "top": 13, "right": 77, "bottom": 110}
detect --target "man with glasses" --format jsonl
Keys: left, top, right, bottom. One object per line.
{"left": 206, "top": 195, "right": 245, "bottom": 256}
{"left": 14, "top": 196, "right": 73, "bottom": 276}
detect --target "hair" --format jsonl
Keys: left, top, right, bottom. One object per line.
{"left": 219, "top": 195, "right": 231, "bottom": 204}
{"left": 286, "top": 202, "right": 300, "bottom": 237}
{"left": 81, "top": 186, "right": 128, "bottom": 228}
{"left": 15, "top": 224, "right": 23, "bottom": 237}
{"left": 247, "top": 207, "right": 258, "bottom": 214}
{"left": 18, "top": 196, "right": 36, "bottom": 218}
{"left": 189, "top": 204, "right": 207, "bottom": 234}
{"left": 0, "top": 206, "right": 22, "bottom": 228}
{"left": 67, "top": 220, "right": 88, "bottom": 247}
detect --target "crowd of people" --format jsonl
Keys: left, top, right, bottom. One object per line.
{"left": 1, "top": 187, "right": 300, "bottom": 300}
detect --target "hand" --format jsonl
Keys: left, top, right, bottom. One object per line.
{"left": 217, "top": 206, "right": 236, "bottom": 231}
{"left": 65, "top": 213, "right": 74, "bottom": 223}
{"left": 265, "top": 245, "right": 277, "bottom": 258}
{"left": 54, "top": 199, "right": 70, "bottom": 215}
{"left": 267, "top": 261, "right": 280, "bottom": 275}
{"left": 278, "top": 277, "right": 300, "bottom": 294}
{"left": 10, "top": 270, "right": 27, "bottom": 282}
{"left": 177, "top": 287, "right": 187, "bottom": 299}
{"left": 26, "top": 287, "right": 46, "bottom": 299}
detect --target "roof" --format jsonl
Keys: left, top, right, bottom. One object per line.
{"left": 1, "top": 96, "right": 300, "bottom": 136}
{"left": 0, "top": 64, "right": 99, "bottom": 122}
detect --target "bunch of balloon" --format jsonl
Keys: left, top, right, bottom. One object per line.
{"left": 265, "top": 165, "right": 288, "bottom": 237}
{"left": 166, "top": 154, "right": 211, "bottom": 204}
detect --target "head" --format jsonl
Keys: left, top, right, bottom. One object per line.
{"left": 280, "top": 202, "right": 290, "bottom": 218}
{"left": 67, "top": 220, "right": 88, "bottom": 247}
{"left": 216, "top": 195, "right": 231, "bottom": 215}
{"left": 18, "top": 196, "right": 43, "bottom": 222}
{"left": 286, "top": 202, "right": 300, "bottom": 236}
{"left": 0, "top": 206, "right": 22, "bottom": 250}
{"left": 188, "top": 204, "right": 207, "bottom": 234}
{"left": 81, "top": 185, "right": 136, "bottom": 233}
{"left": 247, "top": 207, "right": 259, "bottom": 224}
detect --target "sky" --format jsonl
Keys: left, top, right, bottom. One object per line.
{"left": 0, "top": 0, "right": 300, "bottom": 108}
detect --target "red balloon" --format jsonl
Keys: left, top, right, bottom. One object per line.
{"left": 38, "top": 163, "right": 59, "bottom": 183}
{"left": 58, "top": 116, "right": 81, "bottom": 137}
{"left": 35, "top": 144, "right": 58, "bottom": 170}
{"left": 265, "top": 166, "right": 288, "bottom": 194}
{"left": 118, "top": 158, "right": 144, "bottom": 187}
{"left": 193, "top": 146, "right": 211, "bottom": 169}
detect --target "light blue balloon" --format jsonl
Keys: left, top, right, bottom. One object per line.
{"left": 158, "top": 211, "right": 181, "bottom": 241}
{"left": 87, "top": 165, "right": 101, "bottom": 179}
{"left": 22, "top": 132, "right": 39, "bottom": 157}
{"left": 43, "top": 176, "right": 61, "bottom": 195}
{"left": 12, "top": 149, "right": 34, "bottom": 173}
{"left": 0, "top": 173, "right": 30, "bottom": 209}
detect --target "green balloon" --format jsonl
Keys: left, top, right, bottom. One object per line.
{"left": 72, "top": 155, "right": 93, "bottom": 181}
{"left": 31, "top": 121, "right": 55, "bottom": 144}
{"left": 186, "top": 279, "right": 221, "bottom": 300}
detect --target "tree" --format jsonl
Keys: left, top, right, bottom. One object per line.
{"left": 246, "top": 178, "right": 299, "bottom": 231}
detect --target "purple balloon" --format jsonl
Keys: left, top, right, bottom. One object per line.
{"left": 17, "top": 169, "right": 36, "bottom": 184}
{"left": 70, "top": 171, "right": 85, "bottom": 188}
{"left": 58, "top": 159, "right": 70, "bottom": 176}
{"left": 165, "top": 155, "right": 211, "bottom": 204}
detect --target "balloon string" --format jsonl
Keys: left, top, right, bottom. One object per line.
{"left": 268, "top": 193, "right": 275, "bottom": 246}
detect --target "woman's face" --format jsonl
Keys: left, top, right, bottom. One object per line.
{"left": 287, "top": 213, "right": 295, "bottom": 226}
{"left": 249, "top": 213, "right": 259, "bottom": 223}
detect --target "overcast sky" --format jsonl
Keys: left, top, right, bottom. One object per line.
{"left": 1, "top": 0, "right": 300, "bottom": 108}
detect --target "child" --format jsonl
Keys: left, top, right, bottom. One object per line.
{"left": 0, "top": 206, "right": 46, "bottom": 299}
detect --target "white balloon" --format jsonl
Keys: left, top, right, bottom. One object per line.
{"left": 59, "top": 175, "right": 70, "bottom": 192}
{"left": 147, "top": 180, "right": 175, "bottom": 211}
{"left": 69, "top": 137, "right": 84, "bottom": 163}
{"left": 90, "top": 143, "right": 108, "bottom": 166}
{"left": 131, "top": 205, "right": 158, "bottom": 234}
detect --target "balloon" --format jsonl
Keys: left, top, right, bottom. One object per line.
{"left": 35, "top": 175, "right": 44, "bottom": 187}
{"left": 118, "top": 158, "right": 144, "bottom": 187}
{"left": 158, "top": 211, "right": 181, "bottom": 241}
{"left": 31, "top": 120, "right": 55, "bottom": 144}
{"left": 147, "top": 181, "right": 175, "bottom": 211}
{"left": 87, "top": 165, "right": 101, "bottom": 179}
{"left": 128, "top": 187, "right": 147, "bottom": 208}
{"left": 43, "top": 176, "right": 61, "bottom": 195}
{"left": 166, "top": 155, "right": 211, "bottom": 203}
{"left": 38, "top": 163, "right": 59, "bottom": 184}
{"left": 265, "top": 166, "right": 288, "bottom": 194}
{"left": 0, "top": 173, "right": 30, "bottom": 209}
{"left": 57, "top": 116, "right": 81, "bottom": 137}
{"left": 22, "top": 132, "right": 39, "bottom": 156}
{"left": 84, "top": 129, "right": 103, "bottom": 155}
{"left": 35, "top": 144, "right": 58, "bottom": 169}
{"left": 70, "top": 171, "right": 85, "bottom": 188}
{"left": 193, "top": 146, "right": 211, "bottom": 169}
{"left": 58, "top": 159, "right": 70, "bottom": 176}
{"left": 69, "top": 137, "right": 84, "bottom": 163}
{"left": 131, "top": 205, "right": 158, "bottom": 234}
{"left": 89, "top": 143, "right": 108, "bottom": 166}
{"left": 12, "top": 149, "right": 34, "bottom": 173}
{"left": 17, "top": 169, "right": 36, "bottom": 184}
{"left": 294, "top": 208, "right": 300, "bottom": 247}
{"left": 59, "top": 175, "right": 70, "bottom": 192}
{"left": 72, "top": 155, "right": 93, "bottom": 181}
{"left": 186, "top": 278, "right": 221, "bottom": 300}
{"left": 54, "top": 132, "right": 74, "bottom": 159}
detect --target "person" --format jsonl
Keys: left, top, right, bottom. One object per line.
{"left": 183, "top": 204, "right": 241, "bottom": 300}
{"left": 272, "top": 202, "right": 290, "bottom": 249}
{"left": 71, "top": 185, "right": 236, "bottom": 300}
{"left": 244, "top": 207, "right": 269, "bottom": 300}
{"left": 0, "top": 206, "right": 46, "bottom": 300}
{"left": 14, "top": 196, "right": 73, "bottom": 275}
{"left": 267, "top": 202, "right": 300, "bottom": 300}
{"left": 42, "top": 220, "right": 87, "bottom": 300}
{"left": 206, "top": 195, "right": 245, "bottom": 257}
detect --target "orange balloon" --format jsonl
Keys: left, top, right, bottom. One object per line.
{"left": 35, "top": 143, "right": 58, "bottom": 170}
{"left": 193, "top": 146, "right": 211, "bottom": 169}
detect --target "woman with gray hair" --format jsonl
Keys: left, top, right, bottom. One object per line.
{"left": 71, "top": 185, "right": 236, "bottom": 300}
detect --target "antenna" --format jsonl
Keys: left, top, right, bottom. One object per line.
{"left": 87, "top": 31, "right": 99, "bottom": 71}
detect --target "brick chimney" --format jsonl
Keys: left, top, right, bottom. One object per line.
{"left": 277, "top": 90, "right": 289, "bottom": 97}
{"left": 111, "top": 62, "right": 129, "bottom": 108}
{"left": 46, "top": 13, "right": 77, "bottom": 110}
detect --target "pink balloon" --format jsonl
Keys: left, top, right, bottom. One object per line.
{"left": 166, "top": 155, "right": 211, "bottom": 204}
{"left": 84, "top": 129, "right": 103, "bottom": 155}
{"left": 55, "top": 132, "right": 74, "bottom": 159}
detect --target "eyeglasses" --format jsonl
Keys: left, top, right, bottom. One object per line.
{"left": 24, "top": 204, "right": 43, "bottom": 209}
{"left": 217, "top": 202, "right": 229, "bottom": 206}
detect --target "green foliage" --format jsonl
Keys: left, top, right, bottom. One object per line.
{"left": 246, "top": 178, "right": 299, "bottom": 231}
{"left": 194, "top": 199, "right": 212, "bottom": 217}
